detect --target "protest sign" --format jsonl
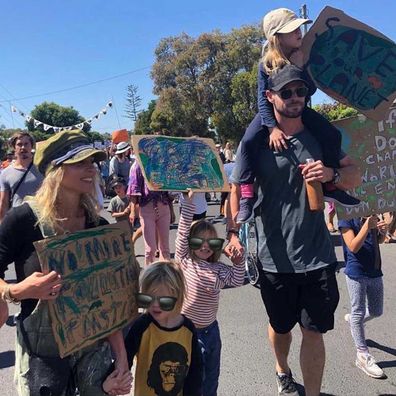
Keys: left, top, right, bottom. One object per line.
{"left": 302, "top": 6, "right": 396, "bottom": 121}
{"left": 333, "top": 107, "right": 396, "bottom": 220}
{"left": 131, "top": 135, "right": 229, "bottom": 192}
{"left": 34, "top": 221, "right": 140, "bottom": 358}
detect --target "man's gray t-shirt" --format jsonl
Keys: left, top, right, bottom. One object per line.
{"left": 0, "top": 164, "right": 43, "bottom": 207}
{"left": 109, "top": 157, "right": 131, "bottom": 182}
{"left": 234, "top": 129, "right": 336, "bottom": 273}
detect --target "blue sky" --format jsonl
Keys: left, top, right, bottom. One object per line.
{"left": 0, "top": 0, "right": 395, "bottom": 134}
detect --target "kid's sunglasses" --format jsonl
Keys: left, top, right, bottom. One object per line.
{"left": 136, "top": 293, "right": 177, "bottom": 311}
{"left": 188, "top": 237, "right": 225, "bottom": 251}
{"left": 276, "top": 86, "right": 309, "bottom": 100}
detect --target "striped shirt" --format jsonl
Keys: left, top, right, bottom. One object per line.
{"left": 176, "top": 202, "right": 245, "bottom": 327}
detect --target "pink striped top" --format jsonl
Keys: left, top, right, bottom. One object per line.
{"left": 176, "top": 203, "right": 245, "bottom": 328}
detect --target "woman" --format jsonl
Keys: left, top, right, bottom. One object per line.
{"left": 0, "top": 130, "right": 128, "bottom": 396}
{"left": 128, "top": 161, "right": 171, "bottom": 266}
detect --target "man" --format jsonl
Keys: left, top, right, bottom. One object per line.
{"left": 0, "top": 132, "right": 43, "bottom": 222}
{"left": 109, "top": 141, "right": 131, "bottom": 182}
{"left": 228, "top": 65, "right": 361, "bottom": 396}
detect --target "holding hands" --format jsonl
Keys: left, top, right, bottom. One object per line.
{"left": 102, "top": 369, "right": 133, "bottom": 396}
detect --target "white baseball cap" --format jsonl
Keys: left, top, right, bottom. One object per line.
{"left": 263, "top": 8, "right": 312, "bottom": 39}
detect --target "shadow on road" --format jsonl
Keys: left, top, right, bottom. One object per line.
{"left": 0, "top": 350, "right": 15, "bottom": 369}
{"left": 367, "top": 339, "right": 396, "bottom": 357}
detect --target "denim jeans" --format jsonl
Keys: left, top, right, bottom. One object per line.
{"left": 196, "top": 320, "right": 222, "bottom": 396}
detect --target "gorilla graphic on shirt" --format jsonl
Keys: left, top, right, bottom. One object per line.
{"left": 147, "top": 342, "right": 189, "bottom": 396}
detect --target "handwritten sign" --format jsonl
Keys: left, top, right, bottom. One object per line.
{"left": 131, "top": 135, "right": 229, "bottom": 192}
{"left": 302, "top": 6, "right": 396, "bottom": 121}
{"left": 333, "top": 107, "right": 396, "bottom": 220}
{"left": 34, "top": 221, "right": 140, "bottom": 358}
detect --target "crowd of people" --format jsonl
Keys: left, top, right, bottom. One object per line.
{"left": 0, "top": 6, "right": 395, "bottom": 396}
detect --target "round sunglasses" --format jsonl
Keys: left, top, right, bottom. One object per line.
{"left": 136, "top": 293, "right": 177, "bottom": 311}
{"left": 275, "top": 86, "right": 309, "bottom": 100}
{"left": 188, "top": 237, "right": 224, "bottom": 251}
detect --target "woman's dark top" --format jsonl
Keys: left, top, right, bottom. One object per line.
{"left": 0, "top": 203, "right": 107, "bottom": 319}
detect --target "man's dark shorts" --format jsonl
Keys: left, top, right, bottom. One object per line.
{"left": 259, "top": 263, "right": 339, "bottom": 334}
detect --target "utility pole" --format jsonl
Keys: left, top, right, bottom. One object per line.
{"left": 299, "top": 4, "right": 311, "bottom": 107}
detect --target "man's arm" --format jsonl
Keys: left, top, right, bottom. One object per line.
{"left": 301, "top": 155, "right": 361, "bottom": 191}
{"left": 0, "top": 191, "right": 10, "bottom": 222}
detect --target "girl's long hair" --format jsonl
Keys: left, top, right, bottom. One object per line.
{"left": 29, "top": 166, "right": 100, "bottom": 232}
{"left": 261, "top": 35, "right": 290, "bottom": 75}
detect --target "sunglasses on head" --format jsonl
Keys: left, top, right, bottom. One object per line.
{"left": 275, "top": 86, "right": 309, "bottom": 100}
{"left": 188, "top": 237, "right": 224, "bottom": 251}
{"left": 136, "top": 293, "right": 177, "bottom": 311}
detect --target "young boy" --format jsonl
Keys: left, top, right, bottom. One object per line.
{"left": 107, "top": 177, "right": 133, "bottom": 232}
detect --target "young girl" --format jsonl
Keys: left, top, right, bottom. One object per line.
{"left": 176, "top": 190, "right": 245, "bottom": 396}
{"left": 103, "top": 261, "right": 203, "bottom": 396}
{"left": 237, "top": 7, "right": 359, "bottom": 223}
{"left": 339, "top": 214, "right": 388, "bottom": 378}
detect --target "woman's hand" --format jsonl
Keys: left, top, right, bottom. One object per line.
{"left": 12, "top": 271, "right": 62, "bottom": 301}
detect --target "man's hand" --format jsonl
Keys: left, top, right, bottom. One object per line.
{"left": 224, "top": 241, "right": 244, "bottom": 265}
{"left": 225, "top": 233, "right": 244, "bottom": 256}
{"left": 300, "top": 160, "right": 334, "bottom": 183}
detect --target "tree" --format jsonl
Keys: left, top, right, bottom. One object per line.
{"left": 150, "top": 25, "right": 263, "bottom": 141}
{"left": 313, "top": 101, "right": 359, "bottom": 121}
{"left": 27, "top": 102, "right": 90, "bottom": 135}
{"left": 134, "top": 100, "right": 157, "bottom": 135}
{"left": 124, "top": 84, "right": 142, "bottom": 122}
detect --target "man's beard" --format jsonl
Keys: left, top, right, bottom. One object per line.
{"left": 275, "top": 101, "right": 304, "bottom": 119}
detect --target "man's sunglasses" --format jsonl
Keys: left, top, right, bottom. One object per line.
{"left": 275, "top": 86, "right": 309, "bottom": 100}
{"left": 136, "top": 293, "right": 177, "bottom": 311}
{"left": 188, "top": 237, "right": 224, "bottom": 251}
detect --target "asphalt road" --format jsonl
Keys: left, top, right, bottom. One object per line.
{"left": 1, "top": 201, "right": 395, "bottom": 395}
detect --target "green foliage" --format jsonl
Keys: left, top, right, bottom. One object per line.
{"left": 27, "top": 102, "right": 91, "bottom": 134}
{"left": 150, "top": 24, "right": 263, "bottom": 141}
{"left": 134, "top": 100, "right": 157, "bottom": 135}
{"left": 313, "top": 101, "right": 359, "bottom": 121}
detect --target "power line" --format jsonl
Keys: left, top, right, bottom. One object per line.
{"left": 0, "top": 66, "right": 151, "bottom": 103}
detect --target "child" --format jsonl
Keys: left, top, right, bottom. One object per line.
{"left": 339, "top": 214, "right": 388, "bottom": 378}
{"left": 103, "top": 261, "right": 203, "bottom": 396}
{"left": 176, "top": 189, "right": 245, "bottom": 396}
{"left": 107, "top": 177, "right": 133, "bottom": 232}
{"left": 237, "top": 7, "right": 360, "bottom": 223}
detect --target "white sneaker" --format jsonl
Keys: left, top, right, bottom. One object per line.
{"left": 355, "top": 353, "right": 385, "bottom": 378}
{"left": 344, "top": 313, "right": 350, "bottom": 323}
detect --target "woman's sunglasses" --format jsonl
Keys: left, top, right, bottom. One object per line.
{"left": 136, "top": 293, "right": 177, "bottom": 311}
{"left": 275, "top": 86, "right": 309, "bottom": 100}
{"left": 188, "top": 237, "right": 224, "bottom": 251}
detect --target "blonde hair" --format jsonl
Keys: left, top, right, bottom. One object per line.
{"left": 140, "top": 261, "right": 186, "bottom": 309}
{"left": 261, "top": 35, "right": 290, "bottom": 75}
{"left": 189, "top": 220, "right": 221, "bottom": 263}
{"left": 29, "top": 166, "right": 100, "bottom": 232}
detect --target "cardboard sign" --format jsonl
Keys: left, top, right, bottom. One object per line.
{"left": 131, "top": 135, "right": 229, "bottom": 192}
{"left": 34, "top": 221, "right": 140, "bottom": 358}
{"left": 333, "top": 107, "right": 396, "bottom": 220}
{"left": 302, "top": 6, "right": 396, "bottom": 121}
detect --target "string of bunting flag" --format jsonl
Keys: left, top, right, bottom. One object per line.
{"left": 10, "top": 101, "right": 113, "bottom": 132}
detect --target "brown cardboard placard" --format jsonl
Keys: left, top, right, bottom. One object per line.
{"left": 131, "top": 135, "right": 230, "bottom": 192}
{"left": 302, "top": 6, "right": 396, "bottom": 121}
{"left": 34, "top": 221, "right": 140, "bottom": 358}
{"left": 333, "top": 107, "right": 396, "bottom": 220}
